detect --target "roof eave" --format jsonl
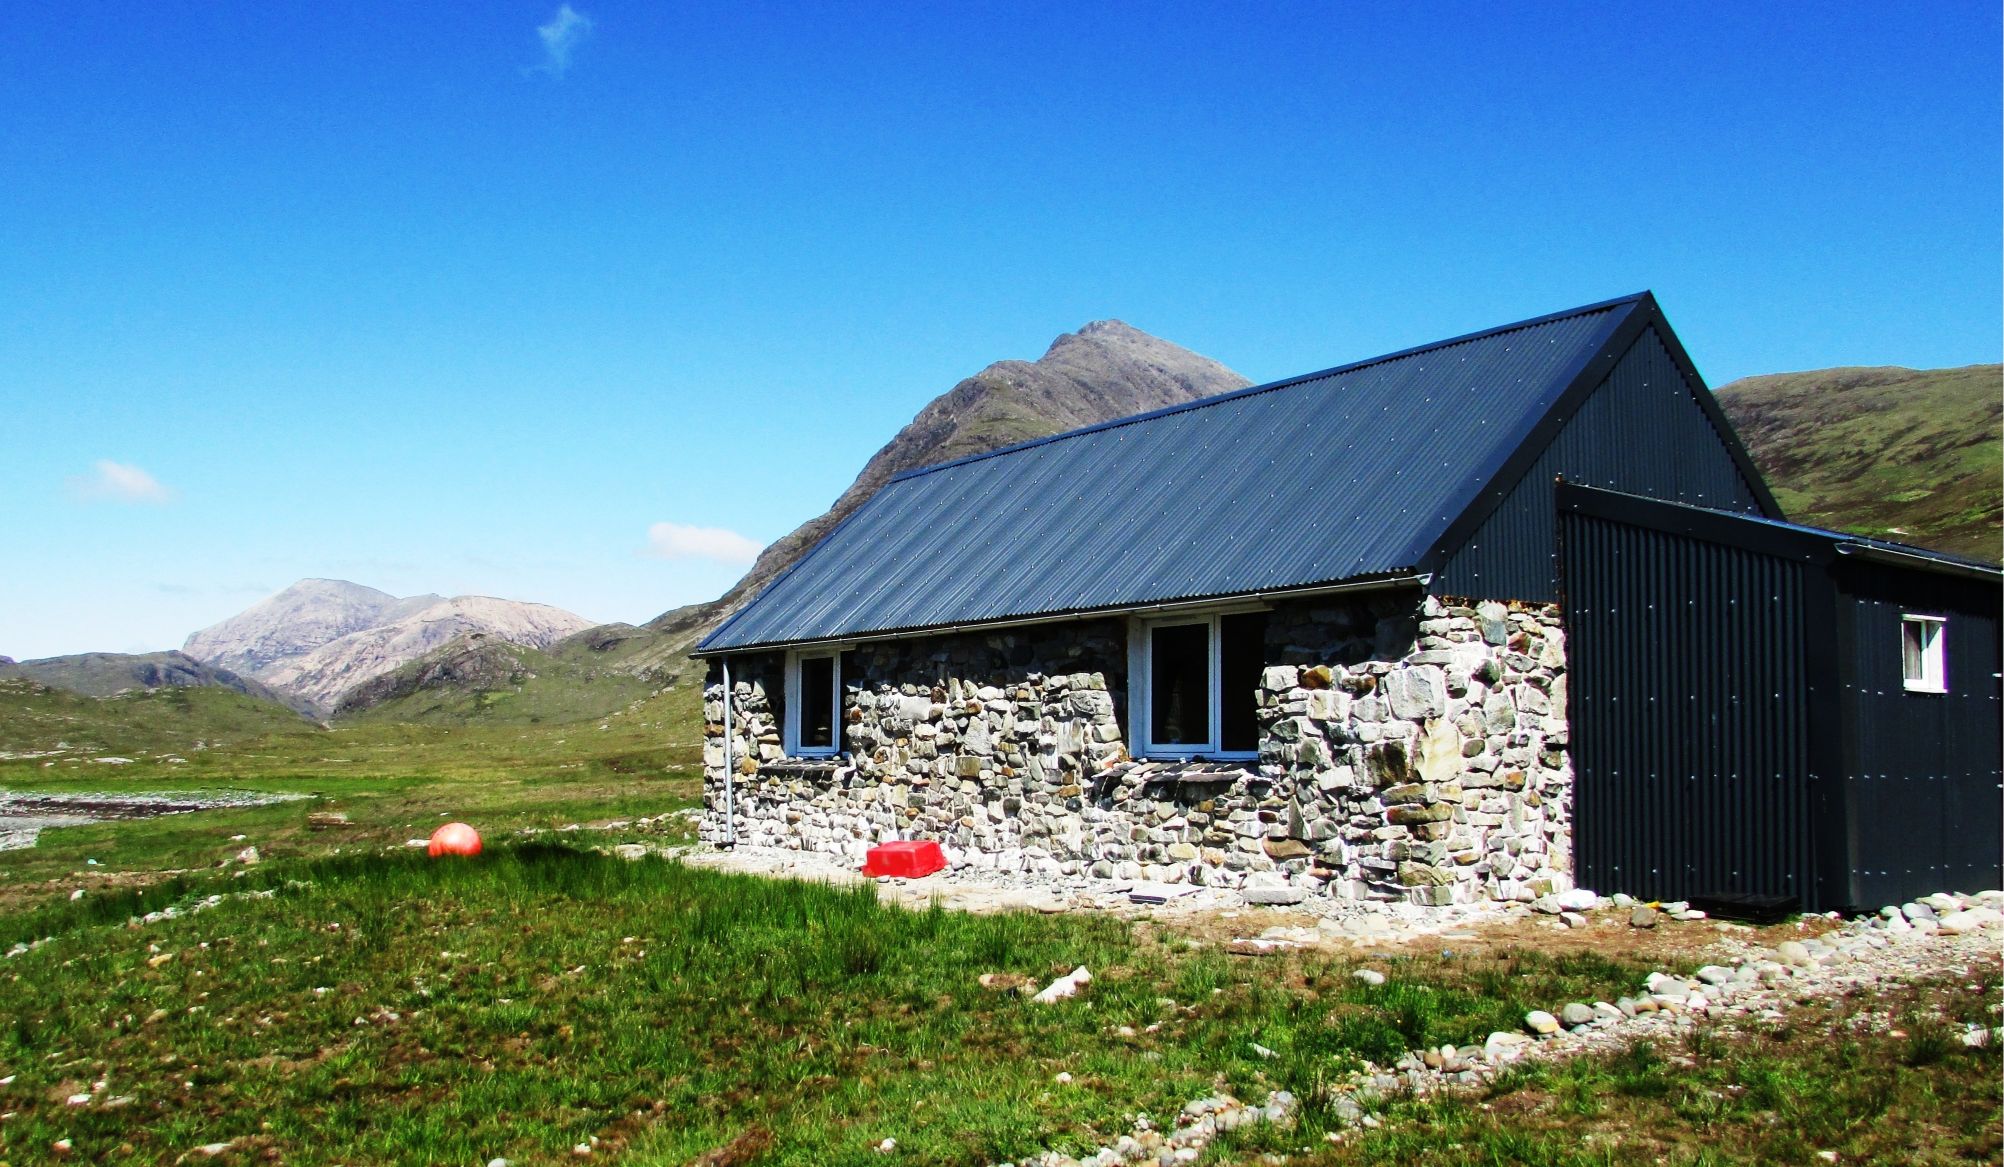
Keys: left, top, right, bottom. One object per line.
{"left": 691, "top": 571, "right": 1433, "bottom": 656}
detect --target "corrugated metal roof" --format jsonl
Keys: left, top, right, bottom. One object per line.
{"left": 701, "top": 295, "right": 1646, "bottom": 652}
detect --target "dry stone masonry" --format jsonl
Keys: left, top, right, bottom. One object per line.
{"left": 703, "top": 594, "right": 1572, "bottom": 905}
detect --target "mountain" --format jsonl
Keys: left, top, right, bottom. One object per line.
{"left": 183, "top": 579, "right": 442, "bottom": 679}
{"left": 331, "top": 631, "right": 660, "bottom": 723}
{"left": 0, "top": 650, "right": 303, "bottom": 712}
{"left": 185, "top": 582, "right": 594, "bottom": 715}
{"left": 340, "top": 320, "right": 1252, "bottom": 724}
{"left": 1716, "top": 364, "right": 2001, "bottom": 561}
{"left": 724, "top": 319, "right": 1251, "bottom": 611}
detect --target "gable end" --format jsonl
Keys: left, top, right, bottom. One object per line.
{"left": 1430, "top": 310, "right": 1778, "bottom": 602}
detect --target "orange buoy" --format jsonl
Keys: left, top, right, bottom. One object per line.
{"left": 428, "top": 822, "right": 482, "bottom": 857}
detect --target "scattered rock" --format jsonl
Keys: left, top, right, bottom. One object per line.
{"left": 1524, "top": 1009, "right": 1560, "bottom": 1035}
{"left": 1559, "top": 1003, "right": 1594, "bottom": 1028}
{"left": 1032, "top": 966, "right": 1092, "bottom": 1004}
{"left": 1937, "top": 907, "right": 2003, "bottom": 935}
{"left": 1630, "top": 905, "right": 1660, "bottom": 929}
{"left": 1242, "top": 886, "right": 1307, "bottom": 906}
{"left": 1352, "top": 968, "right": 1386, "bottom": 987}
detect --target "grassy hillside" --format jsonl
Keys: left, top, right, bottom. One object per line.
{"left": 0, "top": 650, "right": 305, "bottom": 712}
{"left": 0, "top": 679, "right": 319, "bottom": 760}
{"left": 333, "top": 627, "right": 705, "bottom": 732}
{"left": 1716, "top": 364, "right": 2001, "bottom": 561}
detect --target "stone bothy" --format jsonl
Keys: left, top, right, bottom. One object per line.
{"left": 695, "top": 292, "right": 2003, "bottom": 909}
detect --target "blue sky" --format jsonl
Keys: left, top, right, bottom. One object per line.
{"left": 3, "top": 2, "right": 1998, "bottom": 659}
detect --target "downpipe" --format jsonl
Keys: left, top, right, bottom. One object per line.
{"left": 720, "top": 656, "right": 737, "bottom": 849}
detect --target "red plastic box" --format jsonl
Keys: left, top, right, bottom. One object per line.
{"left": 862, "top": 840, "right": 946, "bottom": 879}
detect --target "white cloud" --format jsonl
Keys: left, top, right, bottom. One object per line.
{"left": 532, "top": 4, "right": 594, "bottom": 77}
{"left": 70, "top": 460, "right": 174, "bottom": 504}
{"left": 643, "top": 522, "right": 763, "bottom": 565}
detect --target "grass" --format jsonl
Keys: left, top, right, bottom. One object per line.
{"left": 1248, "top": 968, "right": 2004, "bottom": 1166}
{"left": 1715, "top": 363, "right": 2002, "bottom": 561}
{"left": 0, "top": 681, "right": 320, "bottom": 760}
{"left": 0, "top": 691, "right": 704, "bottom": 914}
{"left": 2, "top": 676, "right": 1997, "bottom": 1164}
{"left": 0, "top": 843, "right": 1661, "bottom": 1166}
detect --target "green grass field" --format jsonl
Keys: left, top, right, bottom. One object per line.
{"left": 1, "top": 693, "right": 1997, "bottom": 1165}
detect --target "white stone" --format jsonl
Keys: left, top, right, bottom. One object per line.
{"left": 1937, "top": 906, "right": 2004, "bottom": 934}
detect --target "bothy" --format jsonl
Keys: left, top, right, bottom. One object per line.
{"left": 697, "top": 293, "right": 2002, "bottom": 908}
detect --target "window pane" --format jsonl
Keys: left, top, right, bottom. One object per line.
{"left": 800, "top": 655, "right": 836, "bottom": 748}
{"left": 1151, "top": 622, "right": 1211, "bottom": 746}
{"left": 1219, "top": 611, "right": 1268, "bottom": 752}
{"left": 1902, "top": 622, "right": 1924, "bottom": 682}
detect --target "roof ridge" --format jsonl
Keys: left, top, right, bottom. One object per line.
{"left": 885, "top": 292, "right": 1653, "bottom": 486}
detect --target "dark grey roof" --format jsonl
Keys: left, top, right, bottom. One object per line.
{"left": 701, "top": 294, "right": 1651, "bottom": 652}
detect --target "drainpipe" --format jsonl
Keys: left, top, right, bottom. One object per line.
{"left": 720, "top": 656, "right": 737, "bottom": 849}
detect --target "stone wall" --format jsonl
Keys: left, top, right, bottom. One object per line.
{"left": 700, "top": 593, "right": 1572, "bottom": 904}
{"left": 1259, "top": 596, "right": 1572, "bottom": 905}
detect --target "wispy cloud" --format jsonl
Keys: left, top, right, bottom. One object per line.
{"left": 531, "top": 4, "right": 595, "bottom": 77}
{"left": 69, "top": 460, "right": 174, "bottom": 504}
{"left": 643, "top": 522, "right": 763, "bottom": 565}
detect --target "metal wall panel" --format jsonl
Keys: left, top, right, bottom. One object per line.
{"left": 1838, "top": 568, "right": 2003, "bottom": 905}
{"left": 705, "top": 302, "right": 1635, "bottom": 651}
{"left": 1438, "top": 328, "right": 1769, "bottom": 602}
{"left": 1562, "top": 507, "right": 1823, "bottom": 905}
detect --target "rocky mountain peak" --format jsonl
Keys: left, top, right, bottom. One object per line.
{"left": 183, "top": 579, "right": 592, "bottom": 715}
{"left": 703, "top": 321, "right": 1251, "bottom": 619}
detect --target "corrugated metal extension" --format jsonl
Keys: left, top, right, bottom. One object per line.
{"left": 1435, "top": 327, "right": 1769, "bottom": 601}
{"left": 703, "top": 296, "right": 1642, "bottom": 651}
{"left": 1561, "top": 482, "right": 2002, "bottom": 910}
{"left": 1839, "top": 575, "right": 2004, "bottom": 907}
{"left": 1563, "top": 505, "right": 1822, "bottom": 905}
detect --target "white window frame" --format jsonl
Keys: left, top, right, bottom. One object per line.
{"left": 1128, "top": 608, "right": 1265, "bottom": 761}
{"left": 784, "top": 648, "right": 844, "bottom": 756}
{"left": 1900, "top": 614, "right": 1947, "bottom": 694}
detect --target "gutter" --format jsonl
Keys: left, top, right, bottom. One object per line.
{"left": 1834, "top": 543, "right": 2003, "bottom": 583}
{"left": 692, "top": 572, "right": 1432, "bottom": 658}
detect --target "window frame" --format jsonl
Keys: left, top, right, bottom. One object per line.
{"left": 783, "top": 647, "right": 844, "bottom": 756}
{"left": 1900, "top": 614, "right": 1948, "bottom": 695}
{"left": 1129, "top": 607, "right": 1267, "bottom": 760}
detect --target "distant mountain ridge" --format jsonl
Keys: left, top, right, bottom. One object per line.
{"left": 336, "top": 320, "right": 1252, "bottom": 722}
{"left": 184, "top": 581, "right": 594, "bottom": 715}
{"left": 0, "top": 650, "right": 302, "bottom": 713}
{"left": 1714, "top": 363, "right": 2001, "bottom": 561}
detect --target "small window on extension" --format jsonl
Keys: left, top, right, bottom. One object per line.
{"left": 1219, "top": 611, "right": 1268, "bottom": 753}
{"left": 1900, "top": 615, "right": 1946, "bottom": 694}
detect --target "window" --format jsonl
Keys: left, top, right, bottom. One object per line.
{"left": 785, "top": 649, "right": 843, "bottom": 755}
{"left": 1901, "top": 615, "right": 1947, "bottom": 694}
{"left": 1133, "top": 610, "right": 1268, "bottom": 757}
